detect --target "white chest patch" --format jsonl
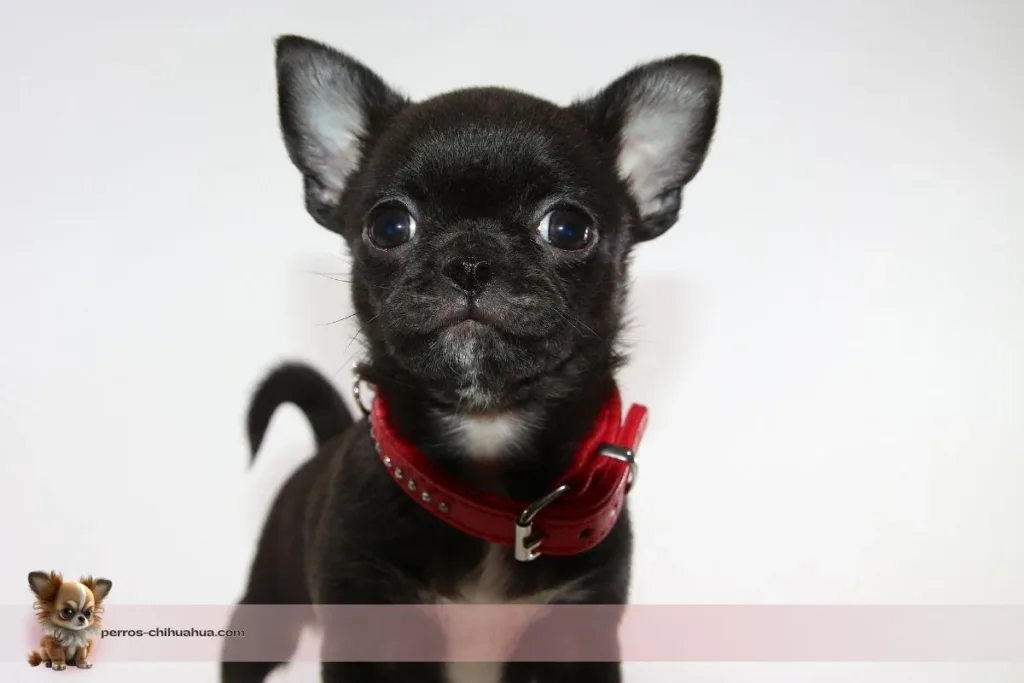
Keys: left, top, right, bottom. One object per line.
{"left": 443, "top": 411, "right": 531, "bottom": 461}
{"left": 432, "top": 545, "right": 590, "bottom": 683}
{"left": 41, "top": 622, "right": 98, "bottom": 652}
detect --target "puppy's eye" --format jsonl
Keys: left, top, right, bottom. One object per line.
{"left": 538, "top": 208, "right": 594, "bottom": 251}
{"left": 82, "top": 609, "right": 92, "bottom": 618}
{"left": 60, "top": 608, "right": 74, "bottom": 619}
{"left": 367, "top": 205, "right": 416, "bottom": 249}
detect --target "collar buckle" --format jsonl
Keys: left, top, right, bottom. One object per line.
{"left": 598, "top": 444, "right": 634, "bottom": 491}
{"left": 598, "top": 443, "right": 638, "bottom": 493}
{"left": 514, "top": 484, "right": 571, "bottom": 562}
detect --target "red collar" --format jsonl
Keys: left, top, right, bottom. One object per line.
{"left": 368, "top": 387, "right": 649, "bottom": 561}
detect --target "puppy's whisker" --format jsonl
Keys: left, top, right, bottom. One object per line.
{"left": 321, "top": 250, "right": 353, "bottom": 261}
{"left": 312, "top": 270, "right": 389, "bottom": 290}
{"left": 342, "top": 313, "right": 380, "bottom": 356}
{"left": 318, "top": 312, "right": 359, "bottom": 326}
{"left": 554, "top": 309, "right": 600, "bottom": 339}
{"left": 307, "top": 271, "right": 354, "bottom": 284}
{"left": 569, "top": 314, "right": 600, "bottom": 339}
{"left": 556, "top": 310, "right": 585, "bottom": 336}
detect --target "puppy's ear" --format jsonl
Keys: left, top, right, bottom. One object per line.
{"left": 81, "top": 576, "right": 112, "bottom": 602}
{"left": 28, "top": 571, "right": 62, "bottom": 601}
{"left": 573, "top": 55, "right": 721, "bottom": 242}
{"left": 275, "top": 35, "right": 407, "bottom": 230}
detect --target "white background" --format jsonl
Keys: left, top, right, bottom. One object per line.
{"left": 1, "top": 0, "right": 1022, "bottom": 681}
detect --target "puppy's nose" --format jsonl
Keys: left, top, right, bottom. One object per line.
{"left": 77, "top": 615, "right": 86, "bottom": 624}
{"left": 443, "top": 257, "right": 492, "bottom": 296}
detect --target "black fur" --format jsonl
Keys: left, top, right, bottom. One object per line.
{"left": 223, "top": 34, "right": 721, "bottom": 683}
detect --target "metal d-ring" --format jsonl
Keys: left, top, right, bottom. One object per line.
{"left": 351, "top": 364, "right": 373, "bottom": 417}
{"left": 514, "top": 484, "right": 571, "bottom": 562}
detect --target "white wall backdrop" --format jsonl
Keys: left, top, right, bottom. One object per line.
{"left": 0, "top": 0, "right": 1021, "bottom": 681}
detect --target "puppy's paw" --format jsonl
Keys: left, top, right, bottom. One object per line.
{"left": 51, "top": 662, "right": 66, "bottom": 671}
{"left": 76, "top": 660, "right": 92, "bottom": 669}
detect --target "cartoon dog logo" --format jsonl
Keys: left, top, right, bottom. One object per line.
{"left": 26, "top": 571, "right": 112, "bottom": 670}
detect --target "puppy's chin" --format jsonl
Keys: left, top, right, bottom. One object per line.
{"left": 383, "top": 320, "right": 575, "bottom": 412}
{"left": 437, "top": 319, "right": 491, "bottom": 345}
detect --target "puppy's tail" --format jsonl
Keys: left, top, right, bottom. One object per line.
{"left": 27, "top": 651, "right": 43, "bottom": 667}
{"left": 246, "top": 362, "right": 355, "bottom": 462}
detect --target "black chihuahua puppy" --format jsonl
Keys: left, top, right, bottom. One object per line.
{"left": 222, "top": 34, "right": 721, "bottom": 683}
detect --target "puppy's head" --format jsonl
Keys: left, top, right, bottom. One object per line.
{"left": 28, "top": 571, "right": 112, "bottom": 630}
{"left": 275, "top": 36, "right": 721, "bottom": 411}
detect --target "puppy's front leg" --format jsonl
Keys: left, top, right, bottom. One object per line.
{"left": 318, "top": 605, "right": 445, "bottom": 683}
{"left": 75, "top": 641, "right": 93, "bottom": 668}
{"left": 315, "top": 579, "right": 446, "bottom": 683}
{"left": 507, "top": 606, "right": 623, "bottom": 683}
{"left": 321, "top": 661, "right": 445, "bottom": 683}
{"left": 41, "top": 637, "right": 67, "bottom": 671}
{"left": 524, "top": 662, "right": 621, "bottom": 683}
